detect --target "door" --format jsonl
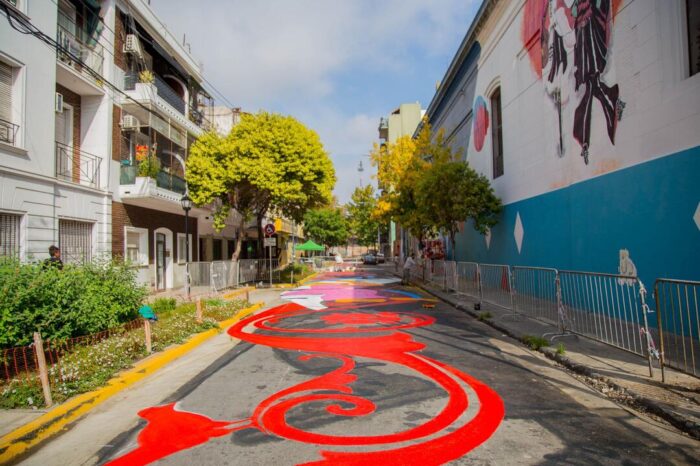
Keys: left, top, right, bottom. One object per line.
{"left": 156, "top": 233, "right": 166, "bottom": 290}
{"left": 55, "top": 103, "right": 73, "bottom": 181}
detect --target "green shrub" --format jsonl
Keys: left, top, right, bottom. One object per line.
{"left": 151, "top": 297, "right": 177, "bottom": 313}
{"left": 279, "top": 263, "right": 313, "bottom": 284}
{"left": 0, "top": 257, "right": 148, "bottom": 348}
{"left": 137, "top": 155, "right": 160, "bottom": 178}
{"left": 556, "top": 342, "right": 566, "bottom": 355}
{"left": 522, "top": 335, "right": 550, "bottom": 350}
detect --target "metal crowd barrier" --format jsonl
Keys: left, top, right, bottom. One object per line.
{"left": 655, "top": 279, "right": 700, "bottom": 381}
{"left": 238, "top": 259, "right": 259, "bottom": 284}
{"left": 512, "top": 267, "right": 562, "bottom": 329}
{"left": 456, "top": 262, "right": 480, "bottom": 301}
{"left": 559, "top": 271, "right": 655, "bottom": 374}
{"left": 445, "top": 261, "right": 457, "bottom": 292}
{"left": 211, "top": 260, "right": 239, "bottom": 292}
{"left": 430, "top": 259, "right": 447, "bottom": 289}
{"left": 479, "top": 264, "right": 514, "bottom": 311}
{"left": 188, "top": 261, "right": 212, "bottom": 287}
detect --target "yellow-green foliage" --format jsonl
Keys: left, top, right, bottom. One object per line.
{"left": 187, "top": 112, "right": 335, "bottom": 232}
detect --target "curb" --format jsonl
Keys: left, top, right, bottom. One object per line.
{"left": 413, "top": 280, "right": 700, "bottom": 441}
{"left": 221, "top": 286, "right": 255, "bottom": 300}
{"left": 0, "top": 302, "right": 264, "bottom": 463}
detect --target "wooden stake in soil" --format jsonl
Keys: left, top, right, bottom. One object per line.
{"left": 33, "top": 332, "right": 53, "bottom": 407}
{"left": 196, "top": 297, "right": 203, "bottom": 323}
{"left": 144, "top": 319, "right": 152, "bottom": 353}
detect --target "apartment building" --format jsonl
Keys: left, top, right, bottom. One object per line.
{"left": 424, "top": 0, "right": 700, "bottom": 288}
{"left": 0, "top": 0, "right": 246, "bottom": 291}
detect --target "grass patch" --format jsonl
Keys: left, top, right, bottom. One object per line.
{"left": 522, "top": 335, "right": 550, "bottom": 351}
{"left": 279, "top": 263, "right": 313, "bottom": 284}
{"left": 0, "top": 299, "right": 249, "bottom": 409}
{"left": 556, "top": 342, "right": 566, "bottom": 355}
{"left": 477, "top": 311, "right": 492, "bottom": 321}
{"left": 150, "top": 297, "right": 177, "bottom": 313}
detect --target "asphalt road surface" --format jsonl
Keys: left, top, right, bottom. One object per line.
{"left": 21, "top": 268, "right": 699, "bottom": 465}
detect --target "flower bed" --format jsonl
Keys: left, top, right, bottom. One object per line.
{"left": 0, "top": 298, "right": 248, "bottom": 409}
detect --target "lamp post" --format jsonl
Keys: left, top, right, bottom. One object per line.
{"left": 181, "top": 193, "right": 193, "bottom": 299}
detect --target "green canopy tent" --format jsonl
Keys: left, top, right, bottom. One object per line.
{"left": 295, "top": 240, "right": 325, "bottom": 252}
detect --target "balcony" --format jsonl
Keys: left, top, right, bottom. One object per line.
{"left": 119, "top": 164, "right": 188, "bottom": 213}
{"left": 56, "top": 21, "right": 104, "bottom": 94}
{"left": 378, "top": 117, "right": 389, "bottom": 140}
{"left": 55, "top": 141, "right": 102, "bottom": 189}
{"left": 122, "top": 77, "right": 203, "bottom": 137}
{"left": 0, "top": 119, "right": 19, "bottom": 146}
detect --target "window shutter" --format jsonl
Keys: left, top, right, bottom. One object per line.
{"left": 0, "top": 213, "right": 21, "bottom": 258}
{"left": 0, "top": 62, "right": 12, "bottom": 122}
{"left": 59, "top": 219, "right": 93, "bottom": 264}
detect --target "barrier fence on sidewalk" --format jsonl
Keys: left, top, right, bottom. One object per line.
{"left": 407, "top": 258, "right": 667, "bottom": 377}
{"left": 655, "top": 279, "right": 700, "bottom": 381}
{"left": 512, "top": 266, "right": 561, "bottom": 328}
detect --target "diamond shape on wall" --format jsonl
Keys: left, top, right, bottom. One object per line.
{"left": 694, "top": 202, "right": 700, "bottom": 231}
{"left": 484, "top": 228, "right": 491, "bottom": 249}
{"left": 514, "top": 212, "right": 524, "bottom": 254}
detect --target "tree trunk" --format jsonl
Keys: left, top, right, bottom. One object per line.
{"left": 450, "top": 230, "right": 457, "bottom": 261}
{"left": 231, "top": 221, "right": 244, "bottom": 261}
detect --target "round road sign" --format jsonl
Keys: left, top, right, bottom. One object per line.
{"left": 264, "top": 223, "right": 276, "bottom": 236}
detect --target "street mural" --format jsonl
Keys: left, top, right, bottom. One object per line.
{"left": 472, "top": 96, "right": 490, "bottom": 152}
{"left": 106, "top": 272, "right": 504, "bottom": 465}
{"left": 522, "top": 0, "right": 625, "bottom": 164}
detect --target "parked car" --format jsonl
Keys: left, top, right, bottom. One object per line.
{"left": 375, "top": 253, "right": 386, "bottom": 263}
{"left": 362, "top": 253, "right": 378, "bottom": 265}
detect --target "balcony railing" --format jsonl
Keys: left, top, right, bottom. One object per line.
{"left": 119, "top": 164, "right": 186, "bottom": 195}
{"left": 124, "top": 74, "right": 186, "bottom": 115}
{"left": 156, "top": 169, "right": 187, "bottom": 194}
{"left": 0, "top": 118, "right": 19, "bottom": 146}
{"left": 55, "top": 142, "right": 101, "bottom": 189}
{"left": 56, "top": 23, "right": 104, "bottom": 79}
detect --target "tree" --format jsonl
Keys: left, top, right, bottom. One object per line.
{"left": 187, "top": 113, "right": 335, "bottom": 259}
{"left": 302, "top": 207, "right": 349, "bottom": 249}
{"left": 416, "top": 160, "right": 502, "bottom": 258}
{"left": 347, "top": 185, "right": 386, "bottom": 248}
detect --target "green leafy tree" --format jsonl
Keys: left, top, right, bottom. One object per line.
{"left": 347, "top": 185, "right": 386, "bottom": 247}
{"left": 187, "top": 112, "right": 335, "bottom": 259}
{"left": 416, "top": 160, "right": 502, "bottom": 258}
{"left": 302, "top": 207, "right": 349, "bottom": 249}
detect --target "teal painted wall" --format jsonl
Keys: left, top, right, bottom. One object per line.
{"left": 455, "top": 146, "right": 700, "bottom": 296}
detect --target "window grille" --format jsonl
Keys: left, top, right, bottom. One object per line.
{"left": 0, "top": 213, "right": 21, "bottom": 258}
{"left": 59, "top": 219, "right": 93, "bottom": 264}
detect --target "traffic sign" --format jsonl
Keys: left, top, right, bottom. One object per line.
{"left": 264, "top": 223, "right": 276, "bottom": 236}
{"left": 264, "top": 237, "right": 277, "bottom": 247}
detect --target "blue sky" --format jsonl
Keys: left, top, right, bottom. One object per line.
{"left": 152, "top": 0, "right": 480, "bottom": 203}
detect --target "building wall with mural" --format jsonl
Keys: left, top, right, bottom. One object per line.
{"left": 425, "top": 0, "right": 700, "bottom": 289}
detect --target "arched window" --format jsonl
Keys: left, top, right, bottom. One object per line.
{"left": 490, "top": 87, "right": 503, "bottom": 179}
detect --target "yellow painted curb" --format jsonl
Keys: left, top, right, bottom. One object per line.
{"left": 297, "top": 272, "right": 319, "bottom": 285}
{"left": 0, "top": 302, "right": 264, "bottom": 463}
{"left": 221, "top": 286, "right": 254, "bottom": 300}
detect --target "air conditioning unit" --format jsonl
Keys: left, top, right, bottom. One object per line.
{"left": 123, "top": 34, "right": 143, "bottom": 59}
{"left": 121, "top": 114, "right": 140, "bottom": 131}
{"left": 55, "top": 93, "right": 64, "bottom": 113}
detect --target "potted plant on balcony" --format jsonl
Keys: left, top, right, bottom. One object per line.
{"left": 136, "top": 145, "right": 160, "bottom": 179}
{"left": 138, "top": 70, "right": 155, "bottom": 84}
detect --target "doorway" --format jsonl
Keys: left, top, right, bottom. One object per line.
{"left": 156, "top": 233, "right": 166, "bottom": 290}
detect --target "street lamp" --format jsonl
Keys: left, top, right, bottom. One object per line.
{"left": 180, "top": 193, "right": 193, "bottom": 299}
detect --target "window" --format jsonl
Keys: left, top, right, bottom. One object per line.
{"left": 0, "top": 213, "right": 21, "bottom": 258}
{"left": 227, "top": 239, "right": 236, "bottom": 259}
{"left": 0, "top": 61, "right": 18, "bottom": 146}
{"left": 177, "top": 233, "right": 192, "bottom": 264}
{"left": 125, "top": 227, "right": 148, "bottom": 265}
{"left": 59, "top": 219, "right": 93, "bottom": 264}
{"left": 688, "top": 0, "right": 700, "bottom": 76}
{"left": 490, "top": 88, "right": 504, "bottom": 178}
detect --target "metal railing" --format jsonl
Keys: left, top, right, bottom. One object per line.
{"left": 0, "top": 118, "right": 19, "bottom": 145}
{"left": 156, "top": 169, "right": 186, "bottom": 194}
{"left": 55, "top": 141, "right": 101, "bottom": 189}
{"left": 211, "top": 261, "right": 239, "bottom": 292}
{"left": 154, "top": 75, "right": 186, "bottom": 114}
{"left": 188, "top": 261, "right": 212, "bottom": 287}
{"left": 56, "top": 22, "right": 105, "bottom": 79}
{"left": 429, "top": 259, "right": 447, "bottom": 289}
{"left": 456, "top": 262, "right": 480, "bottom": 300}
{"left": 655, "top": 279, "right": 700, "bottom": 381}
{"left": 479, "top": 264, "right": 514, "bottom": 311}
{"left": 559, "top": 271, "right": 655, "bottom": 374}
{"left": 512, "top": 267, "right": 561, "bottom": 328}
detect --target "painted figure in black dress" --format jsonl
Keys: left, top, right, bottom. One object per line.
{"left": 572, "top": 0, "right": 624, "bottom": 164}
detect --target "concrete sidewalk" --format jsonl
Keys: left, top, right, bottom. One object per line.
{"left": 404, "top": 271, "right": 700, "bottom": 440}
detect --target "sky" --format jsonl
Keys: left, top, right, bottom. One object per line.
{"left": 151, "top": 0, "right": 480, "bottom": 204}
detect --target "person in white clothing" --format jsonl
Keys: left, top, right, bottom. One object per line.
{"left": 402, "top": 254, "right": 415, "bottom": 285}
